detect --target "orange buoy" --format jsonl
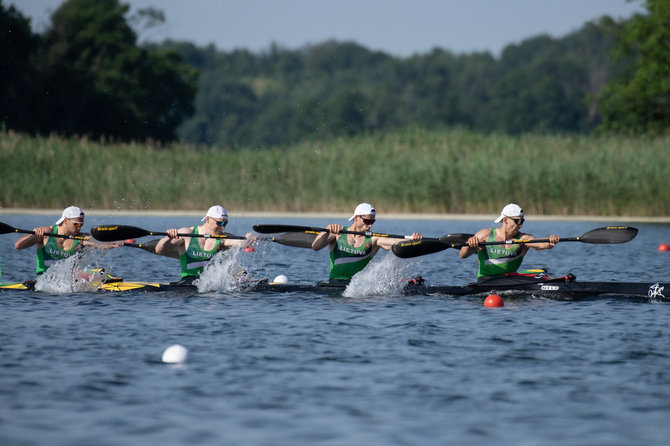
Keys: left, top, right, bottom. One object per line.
{"left": 484, "top": 294, "right": 504, "bottom": 307}
{"left": 243, "top": 246, "right": 255, "bottom": 253}
{"left": 658, "top": 243, "right": 670, "bottom": 252}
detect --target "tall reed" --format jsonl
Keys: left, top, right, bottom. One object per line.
{"left": 1, "top": 128, "right": 667, "bottom": 216}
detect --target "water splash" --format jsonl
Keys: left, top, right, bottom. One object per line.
{"left": 343, "top": 254, "right": 419, "bottom": 297}
{"left": 194, "top": 247, "right": 256, "bottom": 293}
{"left": 34, "top": 251, "right": 107, "bottom": 294}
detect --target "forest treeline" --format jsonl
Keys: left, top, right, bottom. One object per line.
{"left": 1, "top": 0, "right": 668, "bottom": 148}
{"left": 166, "top": 24, "right": 618, "bottom": 148}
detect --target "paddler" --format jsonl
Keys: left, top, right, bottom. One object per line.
{"left": 14, "top": 206, "right": 122, "bottom": 275}
{"left": 459, "top": 203, "right": 560, "bottom": 284}
{"left": 312, "top": 203, "right": 422, "bottom": 284}
{"left": 155, "top": 205, "right": 254, "bottom": 284}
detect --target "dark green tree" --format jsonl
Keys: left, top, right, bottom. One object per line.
{"left": 449, "top": 52, "right": 499, "bottom": 129}
{"left": 287, "top": 97, "right": 324, "bottom": 142}
{"left": 322, "top": 89, "right": 368, "bottom": 136}
{"left": 0, "top": 1, "right": 40, "bottom": 132}
{"left": 597, "top": 0, "right": 670, "bottom": 134}
{"left": 35, "top": 0, "right": 196, "bottom": 142}
{"left": 488, "top": 59, "right": 588, "bottom": 134}
{"left": 179, "top": 76, "right": 258, "bottom": 148}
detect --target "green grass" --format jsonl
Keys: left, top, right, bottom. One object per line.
{"left": 1, "top": 128, "right": 668, "bottom": 216}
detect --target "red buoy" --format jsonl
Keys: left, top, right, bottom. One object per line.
{"left": 243, "top": 246, "right": 255, "bottom": 253}
{"left": 658, "top": 243, "right": 670, "bottom": 252}
{"left": 484, "top": 294, "right": 504, "bottom": 307}
{"left": 125, "top": 239, "right": 137, "bottom": 244}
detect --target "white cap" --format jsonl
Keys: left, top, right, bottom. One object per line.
{"left": 55, "top": 206, "right": 84, "bottom": 225}
{"left": 202, "top": 205, "right": 228, "bottom": 221}
{"left": 348, "top": 202, "right": 376, "bottom": 221}
{"left": 495, "top": 203, "right": 524, "bottom": 223}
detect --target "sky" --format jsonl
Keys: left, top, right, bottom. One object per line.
{"left": 10, "top": 0, "right": 644, "bottom": 57}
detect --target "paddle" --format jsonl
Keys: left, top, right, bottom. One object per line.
{"left": 392, "top": 226, "right": 639, "bottom": 259}
{"left": 0, "top": 221, "right": 89, "bottom": 240}
{"left": 92, "top": 225, "right": 247, "bottom": 241}
{"left": 252, "top": 224, "right": 435, "bottom": 240}
{"left": 392, "top": 233, "right": 474, "bottom": 258}
{"left": 267, "top": 231, "right": 318, "bottom": 249}
{"left": 93, "top": 224, "right": 316, "bottom": 249}
{"left": 123, "top": 239, "right": 160, "bottom": 252}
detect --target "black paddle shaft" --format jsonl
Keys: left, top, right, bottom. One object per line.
{"left": 91, "top": 225, "right": 246, "bottom": 242}
{"left": 252, "top": 224, "right": 425, "bottom": 240}
{"left": 92, "top": 224, "right": 314, "bottom": 249}
{"left": 392, "top": 226, "right": 638, "bottom": 258}
{"left": 0, "top": 222, "right": 88, "bottom": 240}
{"left": 477, "top": 226, "right": 638, "bottom": 246}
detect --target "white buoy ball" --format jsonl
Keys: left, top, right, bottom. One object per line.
{"left": 162, "top": 344, "right": 188, "bottom": 363}
{"left": 273, "top": 274, "right": 288, "bottom": 284}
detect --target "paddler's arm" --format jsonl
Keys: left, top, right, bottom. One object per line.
{"left": 156, "top": 227, "right": 187, "bottom": 255}
{"left": 82, "top": 240, "right": 123, "bottom": 249}
{"left": 311, "top": 224, "right": 341, "bottom": 250}
{"left": 14, "top": 226, "right": 51, "bottom": 250}
{"left": 459, "top": 229, "right": 491, "bottom": 258}
{"left": 374, "top": 232, "right": 422, "bottom": 250}
{"left": 221, "top": 232, "right": 257, "bottom": 248}
{"left": 522, "top": 234, "right": 560, "bottom": 250}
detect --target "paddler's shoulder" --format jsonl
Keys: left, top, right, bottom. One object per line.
{"left": 475, "top": 228, "right": 493, "bottom": 238}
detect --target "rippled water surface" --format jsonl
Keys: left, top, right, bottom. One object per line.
{"left": 1, "top": 214, "right": 669, "bottom": 445}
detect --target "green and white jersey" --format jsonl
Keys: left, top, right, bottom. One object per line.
{"left": 36, "top": 226, "right": 81, "bottom": 274}
{"left": 179, "top": 226, "right": 223, "bottom": 278}
{"left": 476, "top": 228, "right": 524, "bottom": 278}
{"left": 329, "top": 227, "right": 373, "bottom": 280}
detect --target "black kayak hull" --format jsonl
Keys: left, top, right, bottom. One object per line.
{"left": 2, "top": 279, "right": 667, "bottom": 299}
{"left": 149, "top": 279, "right": 670, "bottom": 299}
{"left": 247, "top": 280, "right": 668, "bottom": 299}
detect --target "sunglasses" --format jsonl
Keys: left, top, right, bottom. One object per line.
{"left": 360, "top": 217, "right": 376, "bottom": 225}
{"left": 68, "top": 219, "right": 84, "bottom": 227}
{"left": 509, "top": 217, "right": 525, "bottom": 225}
{"left": 215, "top": 219, "right": 228, "bottom": 227}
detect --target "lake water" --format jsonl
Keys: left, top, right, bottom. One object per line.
{"left": 1, "top": 213, "right": 669, "bottom": 445}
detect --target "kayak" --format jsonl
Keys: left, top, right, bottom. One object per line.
{"left": 1, "top": 277, "right": 667, "bottom": 299}
{"left": 0, "top": 280, "right": 174, "bottom": 292}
